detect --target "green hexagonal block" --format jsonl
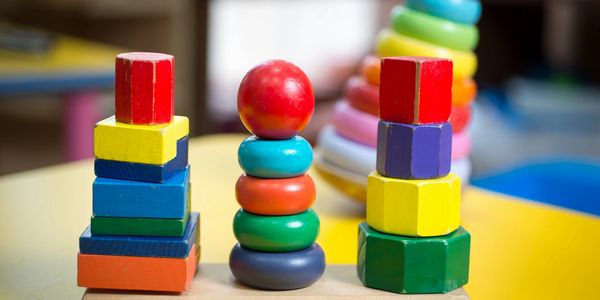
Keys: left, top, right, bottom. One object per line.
{"left": 357, "top": 222, "right": 470, "bottom": 294}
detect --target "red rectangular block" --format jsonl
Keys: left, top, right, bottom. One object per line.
{"left": 78, "top": 244, "right": 199, "bottom": 292}
{"left": 379, "top": 56, "right": 452, "bottom": 124}
{"left": 115, "top": 52, "right": 174, "bottom": 125}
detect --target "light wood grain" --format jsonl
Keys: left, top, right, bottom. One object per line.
{"left": 83, "top": 264, "right": 468, "bottom": 300}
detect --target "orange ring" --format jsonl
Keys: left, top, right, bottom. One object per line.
{"left": 360, "top": 55, "right": 381, "bottom": 86}
{"left": 452, "top": 78, "right": 477, "bottom": 106}
{"left": 235, "top": 173, "right": 316, "bottom": 216}
{"left": 345, "top": 76, "right": 379, "bottom": 116}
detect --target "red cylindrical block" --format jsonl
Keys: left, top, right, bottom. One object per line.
{"left": 115, "top": 52, "right": 174, "bottom": 125}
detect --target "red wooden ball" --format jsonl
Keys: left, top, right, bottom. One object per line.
{"left": 237, "top": 60, "right": 314, "bottom": 140}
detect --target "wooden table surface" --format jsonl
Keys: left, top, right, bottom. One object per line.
{"left": 1, "top": 134, "right": 599, "bottom": 300}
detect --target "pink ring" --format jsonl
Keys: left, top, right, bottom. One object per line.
{"left": 452, "top": 130, "right": 471, "bottom": 160}
{"left": 332, "top": 101, "right": 378, "bottom": 147}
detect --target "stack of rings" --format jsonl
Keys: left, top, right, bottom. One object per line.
{"left": 315, "top": 0, "right": 481, "bottom": 201}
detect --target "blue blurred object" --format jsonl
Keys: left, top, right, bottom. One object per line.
{"left": 0, "top": 73, "right": 113, "bottom": 94}
{"left": 472, "top": 159, "right": 600, "bottom": 216}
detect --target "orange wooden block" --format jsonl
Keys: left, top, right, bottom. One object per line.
{"left": 78, "top": 244, "right": 199, "bottom": 292}
{"left": 360, "top": 55, "right": 381, "bottom": 86}
{"left": 452, "top": 77, "right": 477, "bottom": 107}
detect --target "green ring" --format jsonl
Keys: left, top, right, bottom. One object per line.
{"left": 233, "top": 208, "right": 320, "bottom": 252}
{"left": 390, "top": 6, "right": 479, "bottom": 51}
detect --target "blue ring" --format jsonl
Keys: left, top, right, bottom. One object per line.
{"left": 238, "top": 135, "right": 313, "bottom": 178}
{"left": 405, "top": 0, "right": 482, "bottom": 25}
{"left": 229, "top": 243, "right": 326, "bottom": 290}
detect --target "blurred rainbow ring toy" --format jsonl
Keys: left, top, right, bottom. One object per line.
{"left": 405, "top": 0, "right": 482, "bottom": 25}
{"left": 345, "top": 76, "right": 379, "bottom": 116}
{"left": 360, "top": 55, "right": 381, "bottom": 86}
{"left": 451, "top": 130, "right": 472, "bottom": 160}
{"left": 450, "top": 157, "right": 472, "bottom": 184}
{"left": 332, "top": 101, "right": 378, "bottom": 147}
{"left": 390, "top": 6, "right": 479, "bottom": 51}
{"left": 314, "top": 152, "right": 367, "bottom": 203}
{"left": 376, "top": 29, "right": 477, "bottom": 79}
{"left": 317, "top": 125, "right": 375, "bottom": 177}
{"left": 452, "top": 77, "right": 477, "bottom": 107}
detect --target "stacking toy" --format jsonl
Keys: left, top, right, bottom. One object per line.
{"left": 316, "top": 1, "right": 482, "bottom": 201}
{"left": 357, "top": 56, "right": 471, "bottom": 294}
{"left": 77, "top": 52, "right": 199, "bottom": 293}
{"left": 230, "top": 60, "right": 325, "bottom": 290}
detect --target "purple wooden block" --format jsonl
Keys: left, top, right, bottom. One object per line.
{"left": 376, "top": 121, "right": 452, "bottom": 179}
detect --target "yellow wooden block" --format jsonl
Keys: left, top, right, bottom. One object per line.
{"left": 94, "top": 115, "right": 189, "bottom": 165}
{"left": 366, "top": 171, "right": 461, "bottom": 237}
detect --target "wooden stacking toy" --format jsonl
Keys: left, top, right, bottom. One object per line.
{"left": 315, "top": 0, "right": 482, "bottom": 200}
{"left": 230, "top": 60, "right": 325, "bottom": 290}
{"left": 77, "top": 52, "right": 199, "bottom": 293}
{"left": 357, "top": 56, "right": 471, "bottom": 294}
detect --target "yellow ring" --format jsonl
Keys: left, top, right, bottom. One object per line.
{"left": 376, "top": 29, "right": 477, "bottom": 79}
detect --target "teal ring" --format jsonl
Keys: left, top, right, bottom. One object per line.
{"left": 405, "top": 0, "right": 482, "bottom": 25}
{"left": 238, "top": 135, "right": 313, "bottom": 178}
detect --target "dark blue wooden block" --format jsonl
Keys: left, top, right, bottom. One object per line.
{"left": 79, "top": 212, "right": 199, "bottom": 258}
{"left": 376, "top": 121, "right": 451, "bottom": 179}
{"left": 229, "top": 243, "right": 325, "bottom": 290}
{"left": 94, "top": 136, "right": 189, "bottom": 183}
{"left": 93, "top": 166, "right": 189, "bottom": 218}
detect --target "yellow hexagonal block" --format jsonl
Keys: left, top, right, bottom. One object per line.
{"left": 366, "top": 171, "right": 460, "bottom": 237}
{"left": 94, "top": 115, "right": 189, "bottom": 165}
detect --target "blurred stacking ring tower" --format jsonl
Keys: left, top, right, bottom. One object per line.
{"left": 77, "top": 52, "right": 199, "bottom": 292}
{"left": 357, "top": 56, "right": 470, "bottom": 293}
{"left": 316, "top": 0, "right": 481, "bottom": 200}
{"left": 229, "top": 60, "right": 326, "bottom": 290}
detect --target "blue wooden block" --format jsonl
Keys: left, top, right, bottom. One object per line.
{"left": 229, "top": 243, "right": 325, "bottom": 290}
{"left": 94, "top": 136, "right": 189, "bottom": 183}
{"left": 93, "top": 166, "right": 190, "bottom": 218}
{"left": 80, "top": 212, "right": 199, "bottom": 258}
{"left": 376, "top": 121, "right": 451, "bottom": 179}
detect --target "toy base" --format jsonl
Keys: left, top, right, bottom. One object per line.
{"left": 83, "top": 264, "right": 468, "bottom": 299}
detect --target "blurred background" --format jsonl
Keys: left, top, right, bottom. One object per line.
{"left": 1, "top": 0, "right": 600, "bottom": 186}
